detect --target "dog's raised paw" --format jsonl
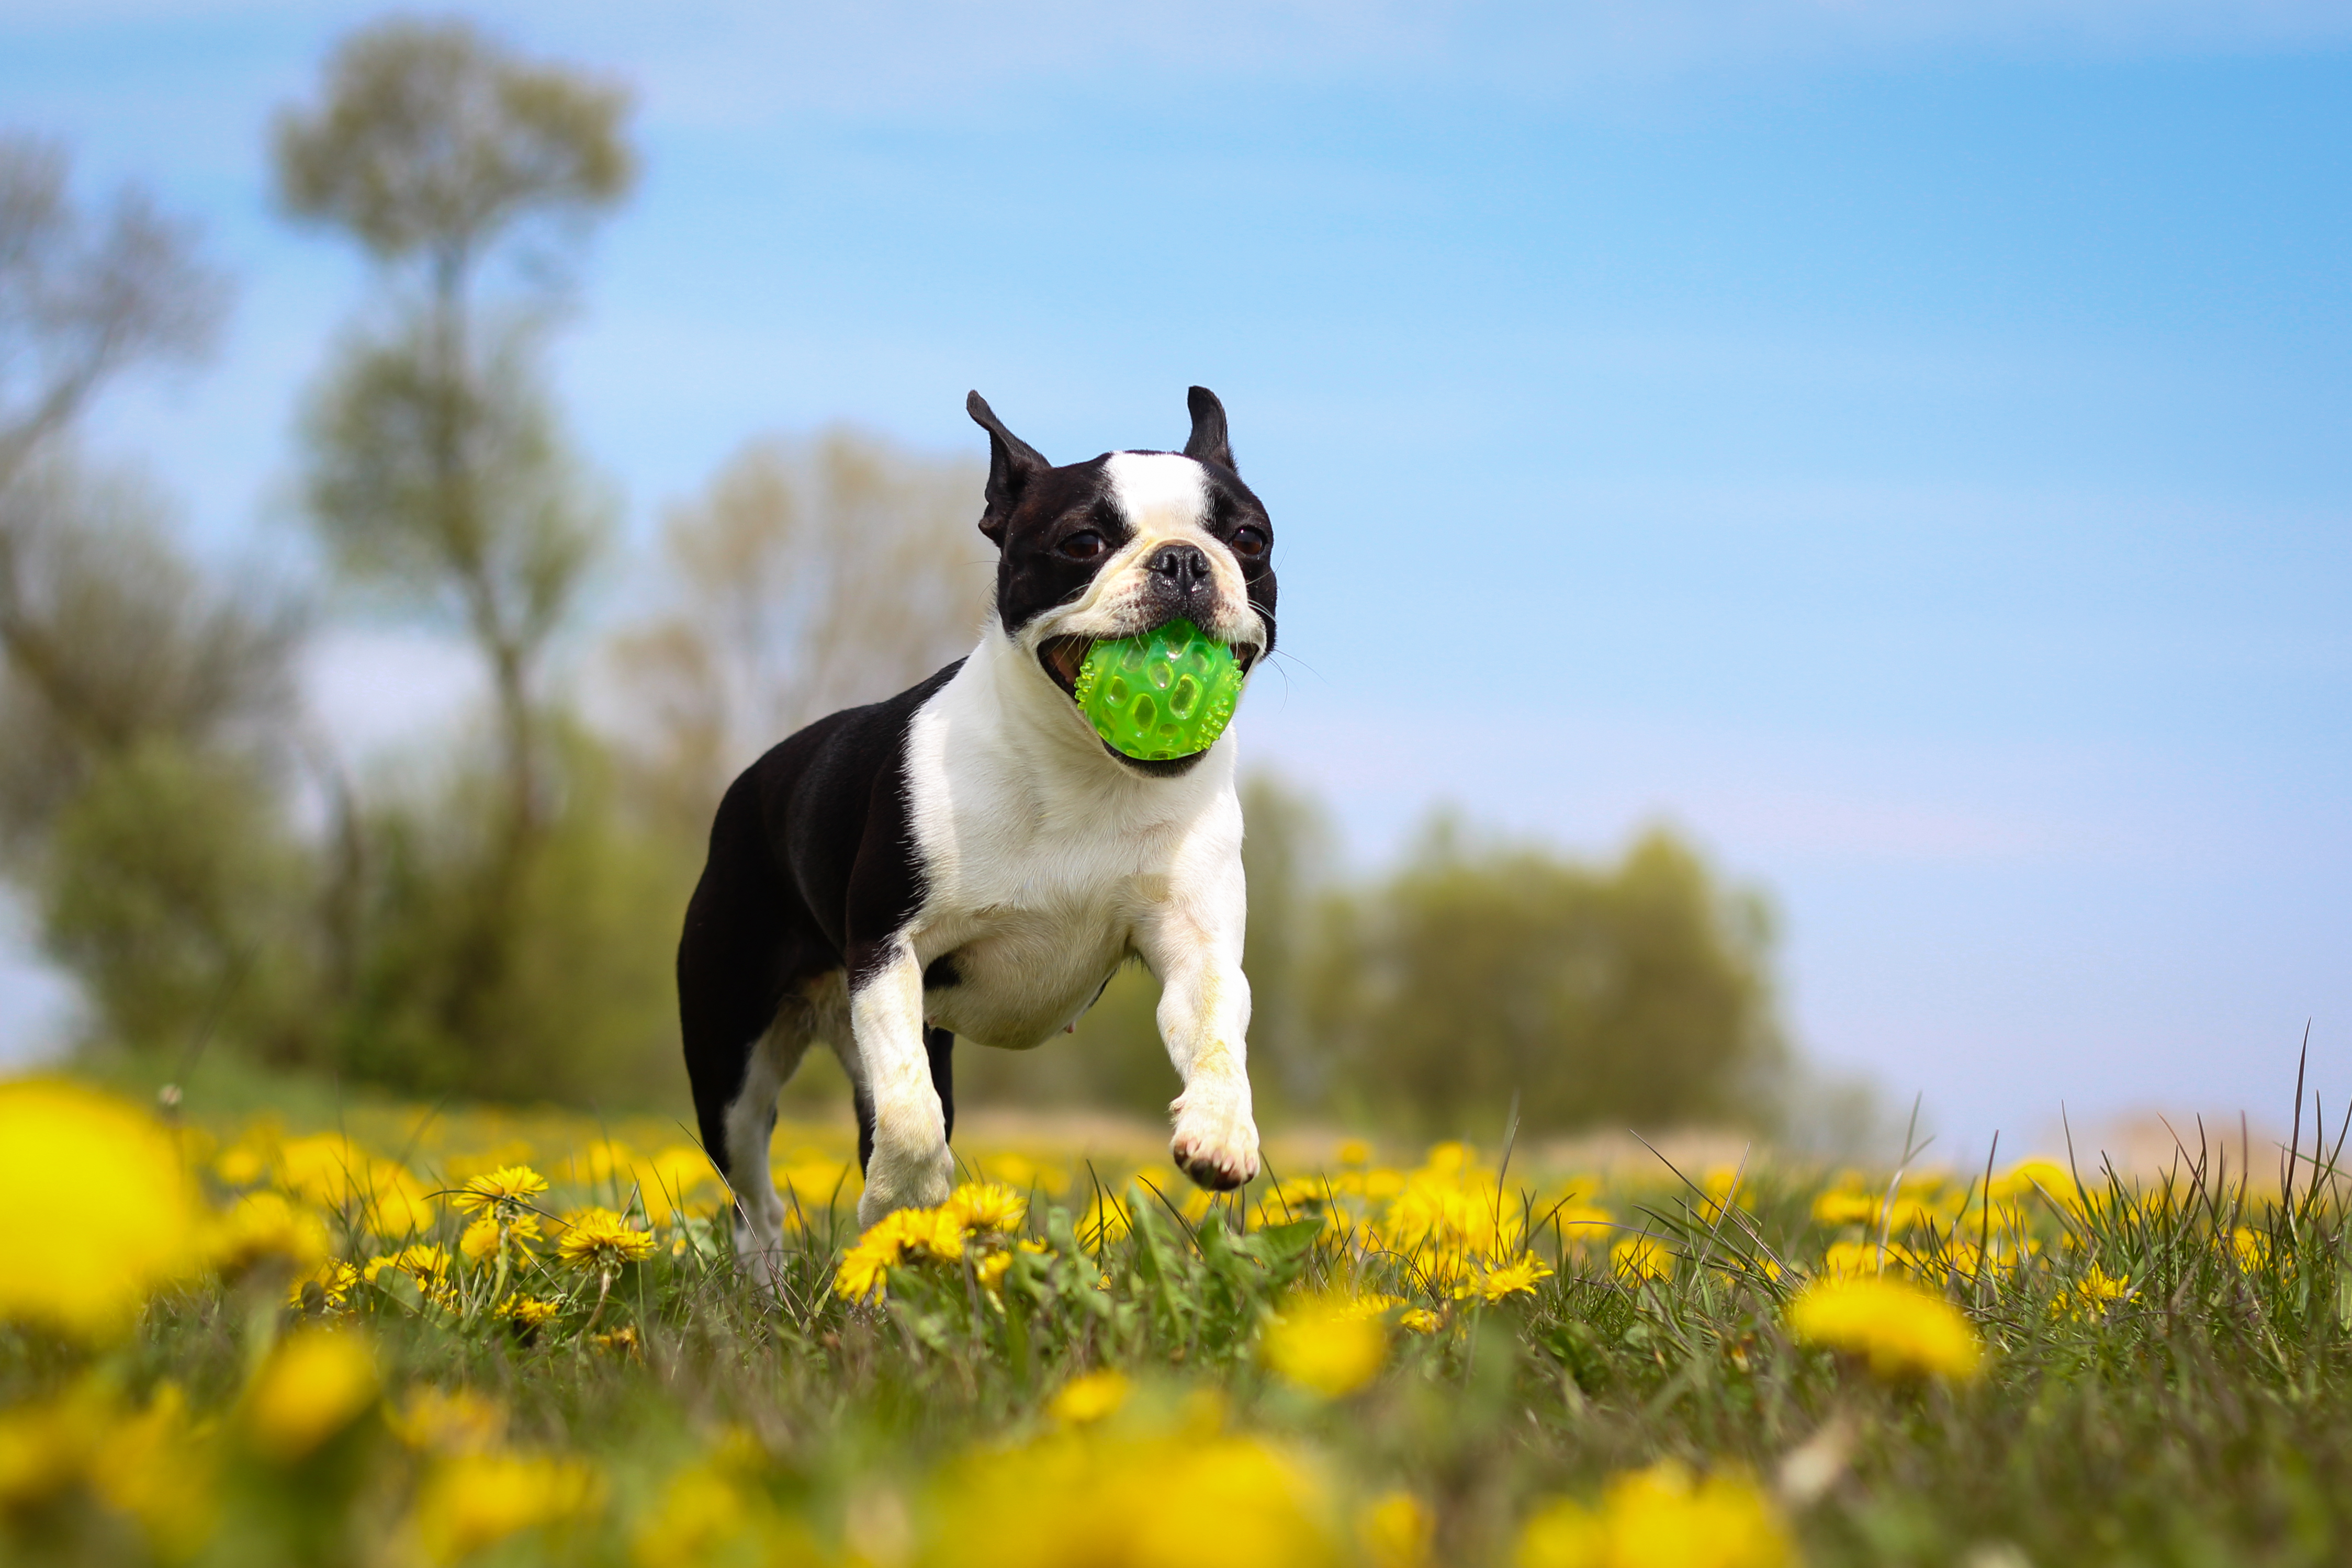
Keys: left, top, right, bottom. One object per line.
{"left": 1169, "top": 1104, "right": 1260, "bottom": 1191}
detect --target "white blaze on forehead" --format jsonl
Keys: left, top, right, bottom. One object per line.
{"left": 1104, "top": 452, "right": 1210, "bottom": 534}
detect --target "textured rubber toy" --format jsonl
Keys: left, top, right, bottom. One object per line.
{"left": 1072, "top": 619, "right": 1245, "bottom": 761}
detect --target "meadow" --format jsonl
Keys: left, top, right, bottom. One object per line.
{"left": 4, "top": 1073, "right": 2351, "bottom": 1567}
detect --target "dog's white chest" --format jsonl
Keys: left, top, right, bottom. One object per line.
{"left": 897, "top": 657, "right": 1239, "bottom": 1051}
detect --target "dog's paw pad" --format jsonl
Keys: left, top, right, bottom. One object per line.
{"left": 1170, "top": 1125, "right": 1260, "bottom": 1191}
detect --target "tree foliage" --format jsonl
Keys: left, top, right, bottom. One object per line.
{"left": 0, "top": 461, "right": 299, "bottom": 854}
{"left": 277, "top": 18, "right": 630, "bottom": 843}
{"left": 1311, "top": 822, "right": 1787, "bottom": 1137}
{"left": 276, "top": 19, "right": 636, "bottom": 1083}
{"left": 0, "top": 134, "right": 224, "bottom": 490}
{"left": 275, "top": 20, "right": 632, "bottom": 270}
{"left": 610, "top": 430, "right": 994, "bottom": 831}
{"left": 0, "top": 135, "right": 310, "bottom": 1062}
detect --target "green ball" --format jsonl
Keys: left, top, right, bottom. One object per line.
{"left": 1072, "top": 619, "right": 1246, "bottom": 762}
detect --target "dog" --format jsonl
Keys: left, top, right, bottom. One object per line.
{"left": 679, "top": 386, "right": 1277, "bottom": 1262}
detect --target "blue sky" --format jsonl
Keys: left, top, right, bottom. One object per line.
{"left": 2, "top": 1, "right": 2347, "bottom": 1159}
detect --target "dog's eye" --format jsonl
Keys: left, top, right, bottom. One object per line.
{"left": 1057, "top": 530, "right": 1107, "bottom": 561}
{"left": 1229, "top": 525, "right": 1269, "bottom": 558}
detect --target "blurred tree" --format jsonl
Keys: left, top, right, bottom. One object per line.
{"left": 1235, "top": 772, "right": 1334, "bottom": 1115}
{"left": 1310, "top": 821, "right": 1787, "bottom": 1138}
{"left": 0, "top": 132, "right": 241, "bottom": 812}
{"left": 609, "top": 431, "right": 993, "bottom": 832}
{"left": 276, "top": 19, "right": 633, "bottom": 1061}
{"left": 0, "top": 136, "right": 313, "bottom": 1063}
{"left": 0, "top": 461, "right": 298, "bottom": 854}
{"left": 337, "top": 722, "right": 689, "bottom": 1105}
{"left": 0, "top": 134, "right": 223, "bottom": 492}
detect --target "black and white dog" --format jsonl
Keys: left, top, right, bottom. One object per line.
{"left": 679, "top": 387, "right": 1276, "bottom": 1258}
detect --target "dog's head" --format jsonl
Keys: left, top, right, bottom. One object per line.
{"left": 967, "top": 387, "right": 1275, "bottom": 773}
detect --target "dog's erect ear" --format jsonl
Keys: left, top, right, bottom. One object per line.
{"left": 1182, "top": 386, "right": 1235, "bottom": 474}
{"left": 967, "top": 391, "right": 1049, "bottom": 546}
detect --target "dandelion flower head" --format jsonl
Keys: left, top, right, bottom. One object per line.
{"left": 555, "top": 1208, "right": 655, "bottom": 1272}
{"left": 0, "top": 1079, "right": 205, "bottom": 1339}
{"left": 1786, "top": 1275, "right": 1983, "bottom": 1382}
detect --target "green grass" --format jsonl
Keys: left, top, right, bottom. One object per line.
{"left": 4, "top": 1079, "right": 2351, "bottom": 1567}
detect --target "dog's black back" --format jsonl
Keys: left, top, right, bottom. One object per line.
{"left": 678, "top": 661, "right": 961, "bottom": 1184}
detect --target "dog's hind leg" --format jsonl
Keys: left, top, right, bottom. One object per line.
{"left": 679, "top": 773, "right": 810, "bottom": 1283}
{"left": 926, "top": 1027, "right": 955, "bottom": 1146}
{"left": 717, "top": 1011, "right": 814, "bottom": 1280}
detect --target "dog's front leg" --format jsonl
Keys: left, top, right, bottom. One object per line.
{"left": 1136, "top": 911, "right": 1261, "bottom": 1191}
{"left": 849, "top": 940, "right": 955, "bottom": 1226}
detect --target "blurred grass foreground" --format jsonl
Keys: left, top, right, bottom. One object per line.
{"left": 5, "top": 1075, "right": 2352, "bottom": 1565}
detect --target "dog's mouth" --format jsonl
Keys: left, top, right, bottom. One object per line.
{"left": 1039, "top": 636, "right": 1091, "bottom": 696}
{"left": 1036, "top": 632, "right": 1260, "bottom": 697}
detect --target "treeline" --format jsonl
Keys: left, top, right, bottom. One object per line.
{"left": 955, "top": 782, "right": 1792, "bottom": 1140}
{"left": 0, "top": 18, "right": 1798, "bottom": 1140}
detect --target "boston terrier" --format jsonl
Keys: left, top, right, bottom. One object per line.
{"left": 678, "top": 387, "right": 1276, "bottom": 1261}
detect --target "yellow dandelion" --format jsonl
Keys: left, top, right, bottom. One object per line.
{"left": 390, "top": 1387, "right": 506, "bottom": 1454}
{"left": 976, "top": 1250, "right": 1014, "bottom": 1293}
{"left": 927, "top": 1419, "right": 1334, "bottom": 1568}
{"left": 1786, "top": 1276, "right": 1983, "bottom": 1382}
{"left": 1399, "top": 1307, "right": 1444, "bottom": 1335}
{"left": 1263, "top": 1295, "right": 1390, "bottom": 1399}
{"left": 2056, "top": 1265, "right": 2130, "bottom": 1322}
{"left": 1516, "top": 1460, "right": 1793, "bottom": 1568}
{"left": 244, "top": 1328, "right": 379, "bottom": 1462}
{"left": 364, "top": 1244, "right": 455, "bottom": 1301}
{"left": 1819, "top": 1239, "right": 1887, "bottom": 1279}
{"left": 461, "top": 1211, "right": 543, "bottom": 1261}
{"left": 1361, "top": 1491, "right": 1434, "bottom": 1568}
{"left": 2230, "top": 1226, "right": 2270, "bottom": 1270}
{"left": 902, "top": 1205, "right": 967, "bottom": 1262}
{"left": 629, "top": 1458, "right": 815, "bottom": 1568}
{"left": 497, "top": 1294, "right": 561, "bottom": 1328}
{"left": 411, "top": 1450, "right": 605, "bottom": 1565}
{"left": 1458, "top": 1255, "right": 1554, "bottom": 1303}
{"left": 0, "top": 1383, "right": 106, "bottom": 1508}
{"left": 0, "top": 1079, "right": 206, "bottom": 1339}
{"left": 1612, "top": 1235, "right": 1672, "bottom": 1283}
{"left": 87, "top": 1381, "right": 215, "bottom": 1560}
{"left": 1081, "top": 1188, "right": 1134, "bottom": 1249}
{"left": 1048, "top": 1369, "right": 1132, "bottom": 1425}
{"left": 555, "top": 1208, "right": 656, "bottom": 1272}
{"left": 286, "top": 1259, "right": 361, "bottom": 1314}
{"left": 947, "top": 1181, "right": 1027, "bottom": 1235}
{"left": 1989, "top": 1158, "right": 2079, "bottom": 1210}
{"left": 834, "top": 1233, "right": 897, "bottom": 1303}
{"left": 1336, "top": 1138, "right": 1374, "bottom": 1167}
{"left": 452, "top": 1165, "right": 548, "bottom": 1216}
{"left": 212, "top": 1189, "right": 332, "bottom": 1274}
{"left": 830, "top": 1204, "right": 966, "bottom": 1300}
{"left": 1810, "top": 1189, "right": 1880, "bottom": 1227}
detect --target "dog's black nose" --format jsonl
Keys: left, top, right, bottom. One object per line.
{"left": 1146, "top": 544, "right": 1211, "bottom": 593}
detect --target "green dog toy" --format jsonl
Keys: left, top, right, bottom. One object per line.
{"left": 1072, "top": 619, "right": 1246, "bottom": 761}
